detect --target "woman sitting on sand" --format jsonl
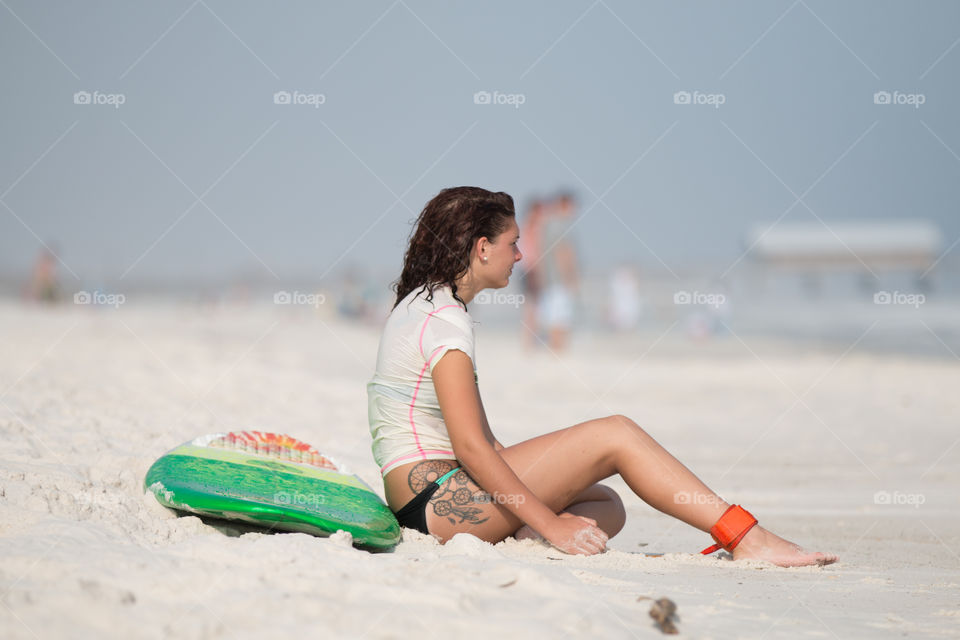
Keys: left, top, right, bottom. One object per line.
{"left": 367, "top": 186, "right": 837, "bottom": 566}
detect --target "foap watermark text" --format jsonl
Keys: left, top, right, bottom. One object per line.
{"left": 274, "top": 90, "right": 325, "bottom": 108}
{"left": 473, "top": 491, "right": 525, "bottom": 505}
{"left": 674, "top": 90, "right": 725, "bottom": 108}
{"left": 74, "top": 290, "right": 125, "bottom": 308}
{"left": 673, "top": 491, "right": 726, "bottom": 506}
{"left": 275, "top": 491, "right": 325, "bottom": 507}
{"left": 674, "top": 290, "right": 726, "bottom": 308}
{"left": 874, "top": 290, "right": 925, "bottom": 308}
{"left": 473, "top": 291, "right": 525, "bottom": 308}
{"left": 473, "top": 90, "right": 526, "bottom": 109}
{"left": 874, "top": 490, "right": 925, "bottom": 508}
{"left": 74, "top": 90, "right": 125, "bottom": 109}
{"left": 874, "top": 91, "right": 925, "bottom": 108}
{"left": 274, "top": 290, "right": 326, "bottom": 307}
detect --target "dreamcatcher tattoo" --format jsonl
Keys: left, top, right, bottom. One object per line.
{"left": 406, "top": 461, "right": 490, "bottom": 526}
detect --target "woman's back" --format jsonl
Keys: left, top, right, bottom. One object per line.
{"left": 367, "top": 285, "right": 476, "bottom": 478}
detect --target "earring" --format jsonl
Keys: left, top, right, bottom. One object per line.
{"left": 481, "top": 256, "right": 488, "bottom": 263}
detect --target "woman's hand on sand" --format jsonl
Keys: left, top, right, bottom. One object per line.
{"left": 544, "top": 513, "right": 608, "bottom": 555}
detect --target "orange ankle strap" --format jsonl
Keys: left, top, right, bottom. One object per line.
{"left": 700, "top": 505, "right": 758, "bottom": 555}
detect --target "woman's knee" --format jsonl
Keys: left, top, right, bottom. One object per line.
{"left": 591, "top": 415, "right": 655, "bottom": 468}
{"left": 602, "top": 485, "right": 627, "bottom": 535}
{"left": 596, "top": 414, "right": 648, "bottom": 441}
{"left": 573, "top": 483, "right": 626, "bottom": 537}
{"left": 610, "top": 413, "right": 642, "bottom": 428}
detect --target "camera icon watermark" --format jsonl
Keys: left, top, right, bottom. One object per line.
{"left": 274, "top": 290, "right": 325, "bottom": 307}
{"left": 74, "top": 290, "right": 125, "bottom": 308}
{"left": 873, "top": 290, "right": 925, "bottom": 308}
{"left": 274, "top": 491, "right": 325, "bottom": 507}
{"left": 873, "top": 490, "right": 925, "bottom": 508}
{"left": 473, "top": 90, "right": 526, "bottom": 109}
{"left": 673, "top": 90, "right": 725, "bottom": 109}
{"left": 472, "top": 291, "right": 525, "bottom": 308}
{"left": 673, "top": 290, "right": 726, "bottom": 308}
{"left": 473, "top": 491, "right": 525, "bottom": 505}
{"left": 73, "top": 90, "right": 126, "bottom": 109}
{"left": 873, "top": 90, "right": 925, "bottom": 108}
{"left": 673, "top": 491, "right": 726, "bottom": 506}
{"left": 273, "top": 90, "right": 325, "bottom": 108}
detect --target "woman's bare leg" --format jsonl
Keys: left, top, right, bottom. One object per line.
{"left": 563, "top": 484, "right": 626, "bottom": 537}
{"left": 548, "top": 327, "right": 569, "bottom": 351}
{"left": 514, "top": 483, "right": 626, "bottom": 540}
{"left": 426, "top": 415, "right": 837, "bottom": 567}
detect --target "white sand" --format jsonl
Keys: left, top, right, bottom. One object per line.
{"left": 1, "top": 300, "right": 958, "bottom": 639}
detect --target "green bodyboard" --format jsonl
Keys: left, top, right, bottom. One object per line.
{"left": 144, "top": 433, "right": 401, "bottom": 551}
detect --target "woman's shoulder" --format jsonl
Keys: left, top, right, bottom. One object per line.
{"left": 404, "top": 284, "right": 469, "bottom": 318}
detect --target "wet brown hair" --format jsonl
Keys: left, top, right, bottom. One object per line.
{"left": 392, "top": 186, "right": 515, "bottom": 309}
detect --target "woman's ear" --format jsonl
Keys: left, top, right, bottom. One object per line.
{"left": 475, "top": 236, "right": 490, "bottom": 261}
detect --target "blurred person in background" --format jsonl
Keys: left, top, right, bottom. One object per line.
{"left": 519, "top": 197, "right": 546, "bottom": 348}
{"left": 24, "top": 247, "right": 60, "bottom": 304}
{"left": 538, "top": 192, "right": 580, "bottom": 351}
{"left": 607, "top": 263, "right": 643, "bottom": 332}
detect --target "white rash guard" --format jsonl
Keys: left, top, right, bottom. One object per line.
{"left": 367, "top": 284, "right": 477, "bottom": 477}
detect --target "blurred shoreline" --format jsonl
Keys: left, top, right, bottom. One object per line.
{"left": 4, "top": 260, "right": 959, "bottom": 361}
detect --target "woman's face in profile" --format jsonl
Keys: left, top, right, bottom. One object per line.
{"left": 481, "top": 218, "right": 522, "bottom": 289}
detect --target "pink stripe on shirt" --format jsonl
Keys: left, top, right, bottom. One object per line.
{"left": 418, "top": 304, "right": 460, "bottom": 358}
{"left": 407, "top": 345, "right": 446, "bottom": 453}
{"left": 403, "top": 303, "right": 462, "bottom": 464}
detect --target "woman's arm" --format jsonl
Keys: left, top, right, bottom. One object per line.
{"left": 477, "top": 396, "right": 504, "bottom": 451}
{"left": 432, "top": 350, "right": 605, "bottom": 554}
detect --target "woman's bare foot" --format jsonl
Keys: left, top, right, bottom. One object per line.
{"left": 732, "top": 526, "right": 838, "bottom": 567}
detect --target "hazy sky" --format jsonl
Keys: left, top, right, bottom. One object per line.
{"left": 2, "top": 1, "right": 958, "bottom": 286}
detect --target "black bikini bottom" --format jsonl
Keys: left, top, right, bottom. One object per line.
{"left": 392, "top": 465, "right": 462, "bottom": 534}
